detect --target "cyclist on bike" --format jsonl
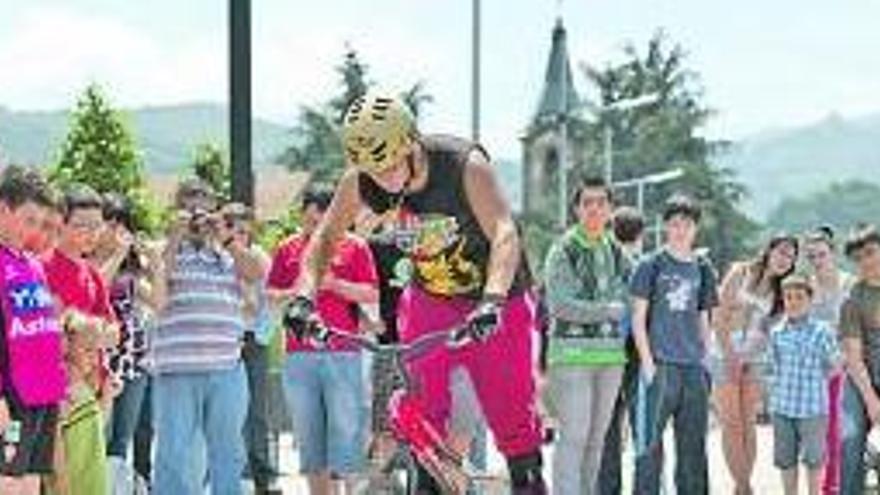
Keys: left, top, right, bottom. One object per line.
{"left": 286, "top": 91, "right": 547, "bottom": 494}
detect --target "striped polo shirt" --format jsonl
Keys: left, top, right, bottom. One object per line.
{"left": 153, "top": 242, "right": 244, "bottom": 374}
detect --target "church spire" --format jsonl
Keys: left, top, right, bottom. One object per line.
{"left": 532, "top": 17, "right": 580, "bottom": 128}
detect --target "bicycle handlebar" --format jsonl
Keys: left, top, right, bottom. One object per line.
{"left": 300, "top": 322, "right": 473, "bottom": 362}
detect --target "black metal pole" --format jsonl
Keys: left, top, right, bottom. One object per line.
{"left": 230, "top": 0, "right": 253, "bottom": 206}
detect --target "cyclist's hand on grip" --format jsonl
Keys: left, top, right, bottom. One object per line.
{"left": 466, "top": 296, "right": 504, "bottom": 343}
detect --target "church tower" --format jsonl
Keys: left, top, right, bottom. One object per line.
{"left": 521, "top": 18, "right": 585, "bottom": 220}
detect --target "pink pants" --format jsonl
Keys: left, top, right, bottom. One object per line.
{"left": 397, "top": 286, "right": 544, "bottom": 458}
{"left": 824, "top": 370, "right": 844, "bottom": 494}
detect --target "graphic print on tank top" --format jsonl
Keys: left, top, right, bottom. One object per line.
{"left": 359, "top": 134, "right": 531, "bottom": 299}
{"left": 372, "top": 207, "right": 483, "bottom": 298}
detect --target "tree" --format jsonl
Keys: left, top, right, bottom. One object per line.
{"left": 52, "top": 84, "right": 165, "bottom": 233}
{"left": 575, "top": 31, "right": 759, "bottom": 269}
{"left": 767, "top": 180, "right": 880, "bottom": 235}
{"left": 52, "top": 84, "right": 144, "bottom": 192}
{"left": 189, "top": 142, "right": 231, "bottom": 200}
{"left": 279, "top": 47, "right": 433, "bottom": 183}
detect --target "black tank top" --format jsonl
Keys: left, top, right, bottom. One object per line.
{"left": 358, "top": 134, "right": 531, "bottom": 299}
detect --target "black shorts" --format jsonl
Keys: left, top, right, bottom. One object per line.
{"left": 0, "top": 398, "right": 59, "bottom": 477}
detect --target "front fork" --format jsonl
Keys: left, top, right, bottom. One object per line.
{"left": 388, "top": 389, "right": 469, "bottom": 494}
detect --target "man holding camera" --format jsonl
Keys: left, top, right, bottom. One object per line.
{"left": 151, "top": 178, "right": 268, "bottom": 495}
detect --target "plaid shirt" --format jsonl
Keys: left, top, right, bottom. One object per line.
{"left": 769, "top": 316, "right": 841, "bottom": 418}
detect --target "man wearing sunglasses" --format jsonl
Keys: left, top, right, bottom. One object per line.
{"left": 151, "top": 179, "right": 268, "bottom": 495}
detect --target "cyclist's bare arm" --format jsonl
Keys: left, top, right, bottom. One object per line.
{"left": 463, "top": 150, "right": 519, "bottom": 298}
{"left": 297, "top": 169, "right": 363, "bottom": 298}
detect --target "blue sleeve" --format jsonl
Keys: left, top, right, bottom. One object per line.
{"left": 629, "top": 256, "right": 656, "bottom": 301}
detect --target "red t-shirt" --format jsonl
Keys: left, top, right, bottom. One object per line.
{"left": 42, "top": 249, "right": 114, "bottom": 320}
{"left": 268, "top": 233, "right": 378, "bottom": 352}
{"left": 42, "top": 248, "right": 116, "bottom": 390}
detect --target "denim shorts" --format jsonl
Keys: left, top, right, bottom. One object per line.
{"left": 707, "top": 329, "right": 768, "bottom": 385}
{"left": 773, "top": 414, "right": 828, "bottom": 469}
{"left": 283, "top": 352, "right": 366, "bottom": 476}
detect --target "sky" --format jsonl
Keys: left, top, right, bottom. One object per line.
{"left": 1, "top": 0, "right": 879, "bottom": 159}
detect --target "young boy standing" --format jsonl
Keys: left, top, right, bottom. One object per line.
{"left": 0, "top": 166, "right": 68, "bottom": 495}
{"left": 769, "top": 274, "right": 842, "bottom": 495}
{"left": 41, "top": 184, "right": 118, "bottom": 494}
{"left": 543, "top": 177, "right": 630, "bottom": 495}
{"left": 631, "top": 194, "right": 718, "bottom": 495}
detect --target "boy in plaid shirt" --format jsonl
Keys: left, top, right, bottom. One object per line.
{"left": 769, "top": 273, "right": 842, "bottom": 495}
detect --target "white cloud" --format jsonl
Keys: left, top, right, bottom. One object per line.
{"left": 4, "top": 0, "right": 880, "bottom": 161}
{"left": 0, "top": 6, "right": 225, "bottom": 110}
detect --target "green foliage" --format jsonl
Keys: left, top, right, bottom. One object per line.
{"left": 189, "top": 142, "right": 230, "bottom": 200}
{"left": 520, "top": 210, "right": 560, "bottom": 276}
{"left": 279, "top": 47, "right": 433, "bottom": 182}
{"left": 256, "top": 207, "right": 301, "bottom": 253}
{"left": 578, "top": 31, "right": 758, "bottom": 269}
{"left": 0, "top": 104, "right": 291, "bottom": 174}
{"left": 328, "top": 48, "right": 372, "bottom": 123}
{"left": 52, "top": 84, "right": 167, "bottom": 234}
{"left": 767, "top": 180, "right": 880, "bottom": 235}
{"left": 52, "top": 84, "right": 144, "bottom": 192}
{"left": 128, "top": 188, "right": 170, "bottom": 235}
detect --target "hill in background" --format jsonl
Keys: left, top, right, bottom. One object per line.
{"left": 3, "top": 103, "right": 879, "bottom": 219}
{"left": 0, "top": 103, "right": 290, "bottom": 172}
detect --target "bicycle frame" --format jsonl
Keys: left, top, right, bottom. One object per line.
{"left": 303, "top": 325, "right": 474, "bottom": 494}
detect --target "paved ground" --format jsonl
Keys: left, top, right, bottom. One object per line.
{"left": 270, "top": 424, "right": 786, "bottom": 494}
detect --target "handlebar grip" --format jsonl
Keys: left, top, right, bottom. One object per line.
{"left": 448, "top": 325, "right": 474, "bottom": 348}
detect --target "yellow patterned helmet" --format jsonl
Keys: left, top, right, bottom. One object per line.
{"left": 342, "top": 92, "right": 416, "bottom": 174}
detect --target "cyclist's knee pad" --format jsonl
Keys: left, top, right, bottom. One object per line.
{"left": 506, "top": 451, "right": 547, "bottom": 493}
{"left": 414, "top": 461, "right": 442, "bottom": 495}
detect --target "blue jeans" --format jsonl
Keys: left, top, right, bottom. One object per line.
{"left": 154, "top": 364, "right": 249, "bottom": 495}
{"left": 634, "top": 363, "right": 710, "bottom": 495}
{"left": 106, "top": 374, "right": 148, "bottom": 458}
{"left": 840, "top": 375, "right": 869, "bottom": 495}
{"left": 283, "top": 352, "right": 366, "bottom": 475}
{"left": 242, "top": 335, "right": 279, "bottom": 487}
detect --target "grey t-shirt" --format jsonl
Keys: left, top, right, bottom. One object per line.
{"left": 840, "top": 281, "right": 880, "bottom": 382}
{"left": 630, "top": 250, "right": 718, "bottom": 365}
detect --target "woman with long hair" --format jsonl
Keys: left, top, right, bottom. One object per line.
{"left": 803, "top": 226, "right": 854, "bottom": 495}
{"left": 712, "top": 234, "right": 799, "bottom": 494}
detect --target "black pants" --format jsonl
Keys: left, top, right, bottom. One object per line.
{"left": 242, "top": 334, "right": 280, "bottom": 488}
{"left": 597, "top": 358, "right": 639, "bottom": 495}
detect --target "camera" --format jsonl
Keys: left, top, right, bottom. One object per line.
{"left": 185, "top": 207, "right": 218, "bottom": 238}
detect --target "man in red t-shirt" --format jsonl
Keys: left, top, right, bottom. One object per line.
{"left": 268, "top": 186, "right": 378, "bottom": 494}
